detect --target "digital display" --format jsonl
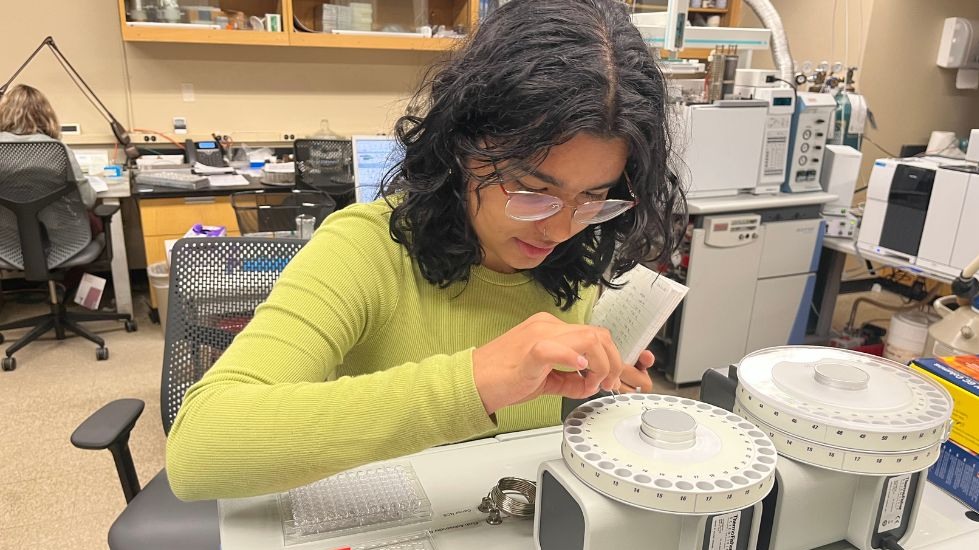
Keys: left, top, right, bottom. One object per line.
{"left": 354, "top": 137, "right": 404, "bottom": 203}
{"left": 197, "top": 141, "right": 217, "bottom": 149}
{"left": 713, "top": 223, "right": 729, "bottom": 231}
{"left": 773, "top": 97, "right": 792, "bottom": 106}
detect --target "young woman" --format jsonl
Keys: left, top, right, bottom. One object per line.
{"left": 166, "top": 0, "right": 684, "bottom": 501}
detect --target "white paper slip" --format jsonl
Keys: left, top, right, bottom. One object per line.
{"left": 193, "top": 162, "right": 235, "bottom": 175}
{"left": 589, "top": 264, "right": 689, "bottom": 366}
{"left": 86, "top": 176, "right": 109, "bottom": 193}
{"left": 208, "top": 174, "right": 251, "bottom": 187}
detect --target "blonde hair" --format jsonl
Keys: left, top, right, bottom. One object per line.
{"left": 0, "top": 84, "right": 61, "bottom": 139}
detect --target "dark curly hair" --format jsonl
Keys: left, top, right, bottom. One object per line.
{"left": 383, "top": 0, "right": 685, "bottom": 310}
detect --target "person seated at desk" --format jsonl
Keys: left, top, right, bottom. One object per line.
{"left": 167, "top": 0, "right": 685, "bottom": 501}
{"left": 0, "top": 84, "right": 101, "bottom": 236}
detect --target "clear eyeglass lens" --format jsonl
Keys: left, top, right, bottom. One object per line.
{"left": 573, "top": 200, "right": 635, "bottom": 224}
{"left": 505, "top": 192, "right": 562, "bottom": 221}
{"left": 505, "top": 192, "right": 635, "bottom": 224}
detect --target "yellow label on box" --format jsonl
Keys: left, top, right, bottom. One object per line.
{"left": 911, "top": 357, "right": 979, "bottom": 454}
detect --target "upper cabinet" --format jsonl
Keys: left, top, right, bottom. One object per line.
{"left": 118, "top": 0, "right": 291, "bottom": 46}
{"left": 118, "top": 1, "right": 743, "bottom": 55}
{"left": 118, "top": 0, "right": 476, "bottom": 51}
{"left": 290, "top": 0, "right": 473, "bottom": 50}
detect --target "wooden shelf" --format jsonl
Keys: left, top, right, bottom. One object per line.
{"left": 121, "top": 25, "right": 290, "bottom": 46}
{"left": 289, "top": 31, "right": 463, "bottom": 52}
{"left": 116, "top": 0, "right": 738, "bottom": 53}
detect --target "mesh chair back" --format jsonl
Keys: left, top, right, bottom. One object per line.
{"left": 231, "top": 189, "right": 336, "bottom": 236}
{"left": 294, "top": 139, "right": 355, "bottom": 209}
{"left": 161, "top": 237, "right": 305, "bottom": 434}
{"left": 0, "top": 141, "right": 91, "bottom": 275}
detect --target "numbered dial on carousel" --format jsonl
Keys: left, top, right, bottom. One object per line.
{"left": 562, "top": 394, "right": 776, "bottom": 514}
{"left": 734, "top": 346, "right": 954, "bottom": 475}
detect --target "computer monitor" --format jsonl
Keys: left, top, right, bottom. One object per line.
{"left": 352, "top": 135, "right": 404, "bottom": 203}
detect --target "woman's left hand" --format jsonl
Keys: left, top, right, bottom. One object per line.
{"left": 616, "top": 350, "right": 655, "bottom": 393}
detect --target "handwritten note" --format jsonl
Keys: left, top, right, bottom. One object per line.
{"left": 589, "top": 264, "right": 689, "bottom": 366}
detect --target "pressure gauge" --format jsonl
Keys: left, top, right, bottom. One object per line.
{"left": 831, "top": 61, "right": 844, "bottom": 75}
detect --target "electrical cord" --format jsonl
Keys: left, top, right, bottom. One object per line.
{"left": 879, "top": 534, "right": 906, "bottom": 550}
{"left": 864, "top": 135, "right": 898, "bottom": 157}
{"left": 131, "top": 128, "right": 185, "bottom": 150}
{"left": 765, "top": 75, "right": 799, "bottom": 105}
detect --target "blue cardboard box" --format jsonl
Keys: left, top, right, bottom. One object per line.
{"left": 928, "top": 439, "right": 979, "bottom": 512}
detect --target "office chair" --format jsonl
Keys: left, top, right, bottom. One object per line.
{"left": 71, "top": 237, "right": 304, "bottom": 550}
{"left": 0, "top": 141, "right": 135, "bottom": 371}
{"left": 294, "top": 138, "right": 356, "bottom": 209}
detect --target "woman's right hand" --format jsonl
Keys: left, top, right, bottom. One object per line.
{"left": 471, "top": 312, "right": 625, "bottom": 415}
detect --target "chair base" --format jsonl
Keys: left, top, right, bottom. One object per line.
{"left": 0, "top": 281, "right": 134, "bottom": 369}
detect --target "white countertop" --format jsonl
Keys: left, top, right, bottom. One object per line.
{"left": 687, "top": 191, "right": 838, "bottom": 215}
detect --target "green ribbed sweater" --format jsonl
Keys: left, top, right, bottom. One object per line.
{"left": 166, "top": 199, "right": 598, "bottom": 500}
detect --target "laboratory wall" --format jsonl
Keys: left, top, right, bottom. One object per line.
{"left": 3, "top": 1, "right": 440, "bottom": 147}
{"left": 857, "top": 0, "right": 979, "bottom": 174}
{"left": 742, "top": 0, "right": 875, "bottom": 76}
{"left": 745, "top": 0, "right": 979, "bottom": 198}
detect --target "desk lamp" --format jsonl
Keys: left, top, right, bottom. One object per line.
{"left": 0, "top": 36, "right": 139, "bottom": 164}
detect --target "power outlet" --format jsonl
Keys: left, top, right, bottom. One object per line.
{"left": 173, "top": 117, "right": 188, "bottom": 135}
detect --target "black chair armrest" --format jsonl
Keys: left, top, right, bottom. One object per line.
{"left": 93, "top": 203, "right": 120, "bottom": 220}
{"left": 71, "top": 398, "right": 145, "bottom": 502}
{"left": 699, "top": 368, "right": 738, "bottom": 413}
{"left": 92, "top": 203, "right": 120, "bottom": 262}
{"left": 72, "top": 398, "right": 144, "bottom": 449}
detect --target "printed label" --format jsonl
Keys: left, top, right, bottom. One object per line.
{"left": 708, "top": 511, "right": 742, "bottom": 550}
{"left": 878, "top": 474, "right": 912, "bottom": 532}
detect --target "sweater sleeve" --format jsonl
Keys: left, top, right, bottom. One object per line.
{"left": 165, "top": 206, "right": 497, "bottom": 501}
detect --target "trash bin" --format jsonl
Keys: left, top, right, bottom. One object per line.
{"left": 147, "top": 261, "right": 170, "bottom": 332}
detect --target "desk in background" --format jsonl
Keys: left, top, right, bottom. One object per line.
{"left": 133, "top": 177, "right": 265, "bottom": 310}
{"left": 96, "top": 175, "right": 133, "bottom": 316}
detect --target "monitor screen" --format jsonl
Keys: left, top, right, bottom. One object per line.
{"left": 353, "top": 136, "right": 404, "bottom": 203}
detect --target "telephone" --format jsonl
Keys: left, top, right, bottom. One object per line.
{"left": 185, "top": 138, "right": 227, "bottom": 168}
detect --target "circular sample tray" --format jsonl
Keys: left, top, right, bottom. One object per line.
{"left": 734, "top": 346, "right": 953, "bottom": 475}
{"left": 562, "top": 394, "right": 776, "bottom": 514}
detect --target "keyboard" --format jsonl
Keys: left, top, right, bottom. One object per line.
{"left": 135, "top": 171, "right": 209, "bottom": 190}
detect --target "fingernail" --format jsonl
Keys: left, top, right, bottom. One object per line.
{"left": 577, "top": 355, "right": 589, "bottom": 369}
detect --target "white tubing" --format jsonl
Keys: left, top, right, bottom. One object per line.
{"left": 744, "top": 0, "right": 794, "bottom": 84}
{"left": 963, "top": 252, "right": 979, "bottom": 279}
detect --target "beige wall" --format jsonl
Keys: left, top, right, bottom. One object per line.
{"left": 6, "top": 0, "right": 979, "bottom": 159}
{"left": 4, "top": 1, "right": 131, "bottom": 145}
{"left": 858, "top": 0, "right": 979, "bottom": 165}
{"left": 3, "top": 1, "right": 439, "bottom": 148}
{"left": 742, "top": 0, "right": 874, "bottom": 74}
